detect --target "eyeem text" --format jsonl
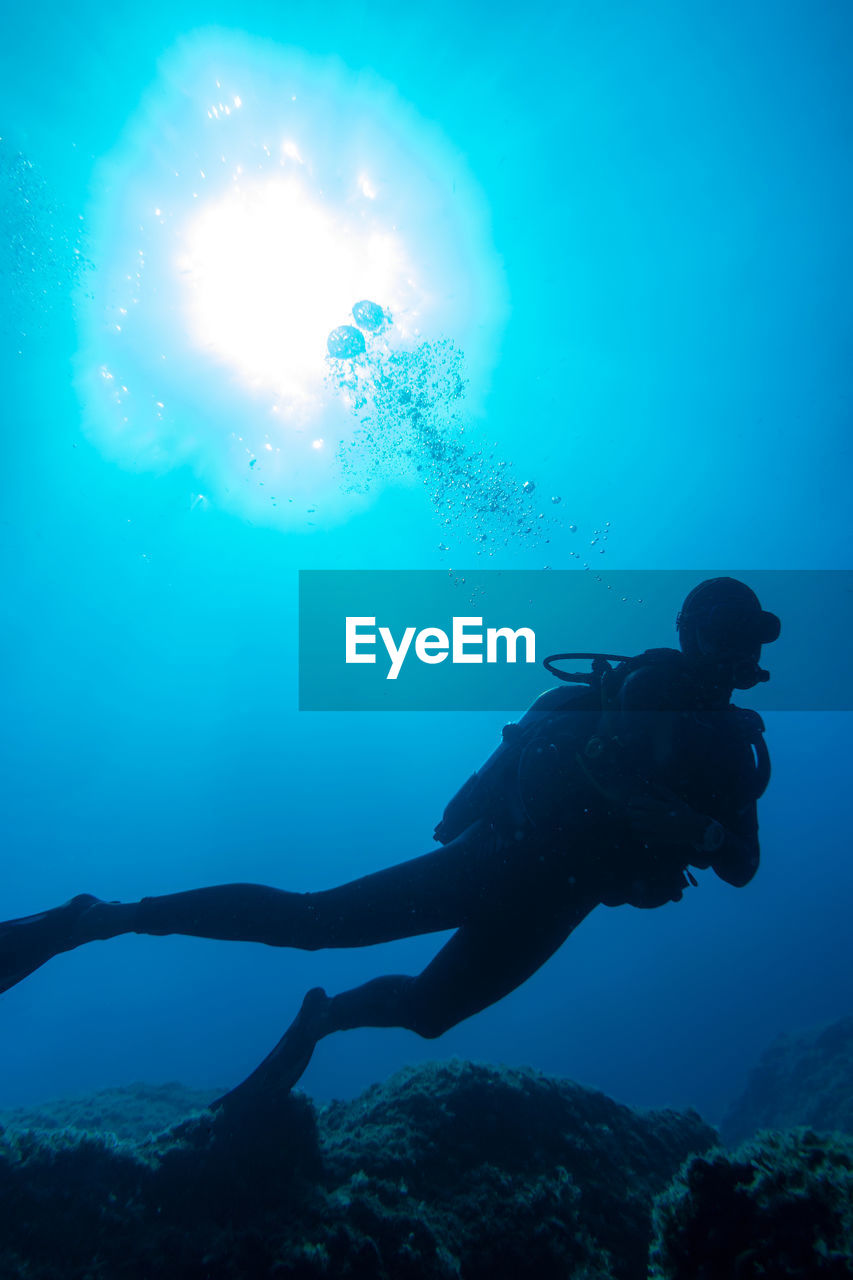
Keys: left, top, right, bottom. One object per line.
{"left": 346, "top": 616, "right": 537, "bottom": 680}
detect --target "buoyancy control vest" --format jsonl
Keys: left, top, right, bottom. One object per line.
{"left": 433, "top": 648, "right": 770, "bottom": 847}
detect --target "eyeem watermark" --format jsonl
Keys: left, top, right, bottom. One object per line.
{"left": 346, "top": 616, "right": 536, "bottom": 680}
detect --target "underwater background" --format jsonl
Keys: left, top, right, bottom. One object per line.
{"left": 1, "top": 0, "right": 851, "bottom": 1148}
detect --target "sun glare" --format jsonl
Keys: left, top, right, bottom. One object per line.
{"left": 179, "top": 178, "right": 408, "bottom": 398}
{"left": 76, "top": 31, "right": 507, "bottom": 524}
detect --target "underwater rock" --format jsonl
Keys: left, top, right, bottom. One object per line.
{"left": 318, "top": 1059, "right": 714, "bottom": 1280}
{"left": 0, "top": 1080, "right": 220, "bottom": 1144}
{"left": 722, "top": 1015, "right": 853, "bottom": 1147}
{"left": 0, "top": 1059, "right": 714, "bottom": 1280}
{"left": 326, "top": 324, "right": 367, "bottom": 359}
{"left": 352, "top": 299, "right": 387, "bottom": 331}
{"left": 649, "top": 1128, "right": 853, "bottom": 1279}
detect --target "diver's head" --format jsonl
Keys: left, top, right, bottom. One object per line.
{"left": 677, "top": 577, "right": 781, "bottom": 691}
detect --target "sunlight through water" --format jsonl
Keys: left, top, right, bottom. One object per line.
{"left": 75, "top": 31, "right": 508, "bottom": 526}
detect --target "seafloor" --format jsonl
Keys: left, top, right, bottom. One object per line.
{"left": 1, "top": 1019, "right": 852, "bottom": 1279}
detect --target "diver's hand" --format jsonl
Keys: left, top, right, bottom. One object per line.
{"left": 625, "top": 788, "right": 708, "bottom": 847}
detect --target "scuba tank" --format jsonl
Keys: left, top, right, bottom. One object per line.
{"left": 432, "top": 680, "right": 600, "bottom": 844}
{"left": 433, "top": 648, "right": 771, "bottom": 845}
{"left": 433, "top": 652, "right": 633, "bottom": 845}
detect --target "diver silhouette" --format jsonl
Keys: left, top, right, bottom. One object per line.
{"left": 0, "top": 578, "right": 780, "bottom": 1113}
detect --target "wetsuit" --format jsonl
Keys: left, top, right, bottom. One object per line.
{"left": 128, "top": 694, "right": 763, "bottom": 1042}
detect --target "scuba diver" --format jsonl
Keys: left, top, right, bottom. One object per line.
{"left": 0, "top": 577, "right": 780, "bottom": 1113}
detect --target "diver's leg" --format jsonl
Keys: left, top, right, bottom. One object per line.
{"left": 0, "top": 825, "right": 495, "bottom": 992}
{"left": 216, "top": 886, "right": 598, "bottom": 1108}
{"left": 325, "top": 890, "right": 599, "bottom": 1039}
{"left": 101, "top": 824, "right": 494, "bottom": 948}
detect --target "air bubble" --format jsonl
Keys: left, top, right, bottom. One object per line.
{"left": 326, "top": 325, "right": 366, "bottom": 359}
{"left": 327, "top": 320, "right": 595, "bottom": 559}
{"left": 351, "top": 299, "right": 387, "bottom": 332}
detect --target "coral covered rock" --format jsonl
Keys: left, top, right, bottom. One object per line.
{"left": 0, "top": 1059, "right": 714, "bottom": 1280}
{"left": 0, "top": 1080, "right": 219, "bottom": 1144}
{"left": 649, "top": 1128, "right": 853, "bottom": 1279}
{"left": 318, "top": 1060, "right": 713, "bottom": 1280}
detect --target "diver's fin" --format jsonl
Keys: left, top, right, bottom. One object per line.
{"left": 0, "top": 895, "right": 101, "bottom": 994}
{"left": 0, "top": 961, "right": 47, "bottom": 996}
{"left": 212, "top": 987, "right": 330, "bottom": 1115}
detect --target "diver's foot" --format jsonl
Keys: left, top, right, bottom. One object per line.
{"left": 213, "top": 987, "right": 331, "bottom": 1116}
{"left": 0, "top": 894, "right": 103, "bottom": 994}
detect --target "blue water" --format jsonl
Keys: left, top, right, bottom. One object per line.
{"left": 1, "top": 0, "right": 851, "bottom": 1126}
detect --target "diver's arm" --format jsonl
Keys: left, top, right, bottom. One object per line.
{"left": 696, "top": 799, "right": 760, "bottom": 888}
{"left": 656, "top": 719, "right": 763, "bottom": 888}
{"left": 694, "top": 733, "right": 763, "bottom": 887}
{"left": 625, "top": 790, "right": 760, "bottom": 887}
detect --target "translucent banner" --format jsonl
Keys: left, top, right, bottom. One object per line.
{"left": 298, "top": 570, "right": 853, "bottom": 711}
